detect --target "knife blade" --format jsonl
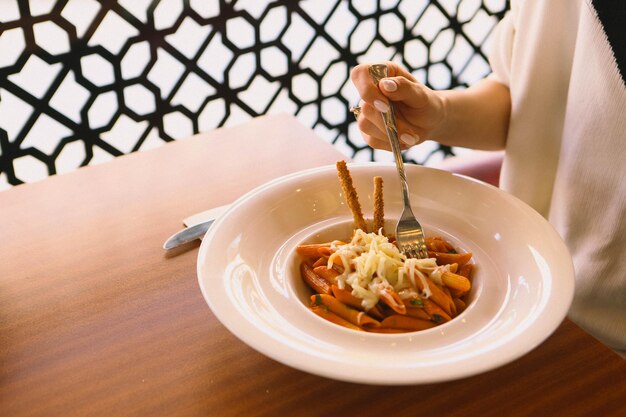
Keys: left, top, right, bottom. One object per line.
{"left": 163, "top": 204, "right": 230, "bottom": 250}
{"left": 163, "top": 220, "right": 215, "bottom": 250}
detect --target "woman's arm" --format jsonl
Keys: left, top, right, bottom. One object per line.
{"left": 434, "top": 78, "right": 511, "bottom": 150}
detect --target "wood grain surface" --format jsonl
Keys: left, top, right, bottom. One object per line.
{"left": 1, "top": 114, "right": 624, "bottom": 417}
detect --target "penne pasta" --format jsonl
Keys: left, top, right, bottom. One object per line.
{"left": 422, "top": 298, "right": 452, "bottom": 323}
{"left": 311, "top": 294, "right": 381, "bottom": 328}
{"left": 425, "top": 237, "right": 453, "bottom": 253}
{"left": 379, "top": 289, "right": 407, "bottom": 315}
{"left": 404, "top": 307, "right": 431, "bottom": 321}
{"left": 331, "top": 284, "right": 386, "bottom": 320}
{"left": 310, "top": 306, "right": 363, "bottom": 331}
{"left": 301, "top": 263, "right": 332, "bottom": 295}
{"left": 296, "top": 243, "right": 332, "bottom": 259}
{"left": 381, "top": 315, "right": 437, "bottom": 331}
{"left": 312, "top": 256, "right": 328, "bottom": 268}
{"left": 442, "top": 271, "right": 471, "bottom": 293}
{"left": 313, "top": 266, "right": 340, "bottom": 284}
{"left": 300, "top": 234, "right": 475, "bottom": 333}
{"left": 453, "top": 298, "right": 466, "bottom": 313}
{"left": 459, "top": 263, "right": 474, "bottom": 279}
{"left": 409, "top": 273, "right": 457, "bottom": 317}
{"left": 331, "top": 285, "right": 362, "bottom": 309}
{"left": 366, "top": 305, "right": 387, "bottom": 320}
{"left": 428, "top": 251, "right": 473, "bottom": 267}
{"left": 296, "top": 160, "right": 476, "bottom": 334}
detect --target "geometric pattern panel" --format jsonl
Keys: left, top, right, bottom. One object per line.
{"left": 0, "top": 0, "right": 509, "bottom": 190}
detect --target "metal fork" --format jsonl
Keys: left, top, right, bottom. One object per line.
{"left": 369, "top": 64, "right": 429, "bottom": 259}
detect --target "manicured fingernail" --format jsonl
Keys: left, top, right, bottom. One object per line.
{"left": 400, "top": 133, "right": 419, "bottom": 146}
{"left": 381, "top": 79, "right": 397, "bottom": 92}
{"left": 374, "top": 99, "right": 389, "bottom": 113}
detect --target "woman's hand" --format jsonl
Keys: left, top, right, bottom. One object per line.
{"left": 350, "top": 61, "right": 448, "bottom": 151}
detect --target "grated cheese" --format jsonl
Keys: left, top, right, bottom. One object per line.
{"left": 326, "top": 229, "right": 443, "bottom": 310}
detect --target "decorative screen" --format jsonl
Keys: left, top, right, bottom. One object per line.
{"left": 0, "top": 0, "right": 509, "bottom": 190}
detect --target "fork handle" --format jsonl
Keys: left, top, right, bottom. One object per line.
{"left": 368, "top": 64, "right": 411, "bottom": 206}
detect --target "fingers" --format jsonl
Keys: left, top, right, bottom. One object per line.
{"left": 356, "top": 101, "right": 389, "bottom": 150}
{"left": 377, "top": 76, "right": 430, "bottom": 111}
{"left": 350, "top": 64, "right": 387, "bottom": 107}
{"left": 355, "top": 101, "right": 420, "bottom": 151}
{"left": 351, "top": 63, "right": 428, "bottom": 150}
{"left": 350, "top": 62, "right": 419, "bottom": 106}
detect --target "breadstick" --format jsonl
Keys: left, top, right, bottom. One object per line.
{"left": 336, "top": 160, "right": 368, "bottom": 231}
{"left": 373, "top": 176, "right": 384, "bottom": 233}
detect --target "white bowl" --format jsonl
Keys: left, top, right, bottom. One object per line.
{"left": 197, "top": 163, "right": 574, "bottom": 385}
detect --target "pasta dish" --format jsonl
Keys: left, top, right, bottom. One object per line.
{"left": 297, "top": 161, "right": 474, "bottom": 333}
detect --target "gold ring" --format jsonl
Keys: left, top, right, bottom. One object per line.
{"left": 350, "top": 105, "right": 362, "bottom": 120}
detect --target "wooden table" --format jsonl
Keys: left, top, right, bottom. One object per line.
{"left": 1, "top": 114, "right": 625, "bottom": 417}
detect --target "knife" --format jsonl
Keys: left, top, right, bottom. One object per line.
{"left": 163, "top": 204, "right": 230, "bottom": 250}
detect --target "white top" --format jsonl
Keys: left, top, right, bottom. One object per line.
{"left": 489, "top": 0, "right": 626, "bottom": 355}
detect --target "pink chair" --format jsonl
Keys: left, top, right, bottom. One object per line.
{"left": 432, "top": 151, "right": 504, "bottom": 187}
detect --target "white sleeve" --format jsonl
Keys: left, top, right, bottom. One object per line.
{"left": 487, "top": 6, "right": 517, "bottom": 87}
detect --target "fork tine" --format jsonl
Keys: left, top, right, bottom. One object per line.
{"left": 405, "top": 243, "right": 428, "bottom": 260}
{"left": 402, "top": 245, "right": 419, "bottom": 259}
